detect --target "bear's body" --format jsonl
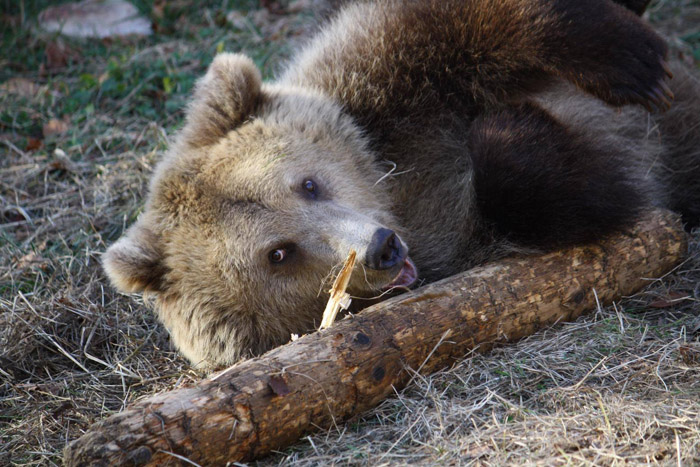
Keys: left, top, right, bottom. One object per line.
{"left": 104, "top": 0, "right": 700, "bottom": 368}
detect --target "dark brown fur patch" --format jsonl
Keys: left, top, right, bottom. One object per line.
{"left": 467, "top": 104, "right": 645, "bottom": 246}
{"left": 655, "top": 67, "right": 700, "bottom": 229}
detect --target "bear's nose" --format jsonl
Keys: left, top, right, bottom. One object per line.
{"left": 365, "top": 228, "right": 402, "bottom": 270}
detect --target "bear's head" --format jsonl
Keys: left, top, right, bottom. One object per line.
{"left": 103, "top": 54, "right": 417, "bottom": 368}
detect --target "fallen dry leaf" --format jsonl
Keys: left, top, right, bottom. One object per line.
{"left": 15, "top": 251, "right": 48, "bottom": 270}
{"left": 45, "top": 40, "right": 81, "bottom": 70}
{"left": 25, "top": 138, "right": 43, "bottom": 152}
{"left": 460, "top": 443, "right": 493, "bottom": 459}
{"left": 43, "top": 118, "right": 70, "bottom": 138}
{"left": 0, "top": 78, "right": 40, "bottom": 98}
{"left": 679, "top": 344, "right": 700, "bottom": 365}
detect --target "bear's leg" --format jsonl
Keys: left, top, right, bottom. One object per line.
{"left": 536, "top": 0, "right": 672, "bottom": 110}
{"left": 467, "top": 103, "right": 647, "bottom": 248}
{"left": 611, "top": 0, "right": 651, "bottom": 15}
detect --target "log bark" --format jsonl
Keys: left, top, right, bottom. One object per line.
{"left": 64, "top": 209, "right": 687, "bottom": 466}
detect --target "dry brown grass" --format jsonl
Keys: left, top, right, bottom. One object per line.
{"left": 1, "top": 0, "right": 699, "bottom": 465}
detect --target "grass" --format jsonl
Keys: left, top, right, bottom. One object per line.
{"left": 1, "top": 0, "right": 699, "bottom": 465}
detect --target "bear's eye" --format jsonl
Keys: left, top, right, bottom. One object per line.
{"left": 302, "top": 179, "right": 318, "bottom": 199}
{"left": 268, "top": 244, "right": 295, "bottom": 264}
{"left": 269, "top": 248, "right": 287, "bottom": 263}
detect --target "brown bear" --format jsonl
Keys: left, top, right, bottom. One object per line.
{"left": 103, "top": 0, "right": 700, "bottom": 368}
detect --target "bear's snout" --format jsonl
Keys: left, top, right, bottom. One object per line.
{"left": 365, "top": 228, "right": 404, "bottom": 270}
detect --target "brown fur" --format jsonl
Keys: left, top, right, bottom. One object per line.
{"left": 103, "top": 0, "right": 700, "bottom": 368}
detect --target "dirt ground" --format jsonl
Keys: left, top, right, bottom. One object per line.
{"left": 1, "top": 0, "right": 699, "bottom": 465}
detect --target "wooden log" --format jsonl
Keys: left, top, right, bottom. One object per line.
{"left": 64, "top": 209, "right": 687, "bottom": 466}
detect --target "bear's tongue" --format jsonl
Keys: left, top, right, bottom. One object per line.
{"left": 384, "top": 257, "right": 418, "bottom": 290}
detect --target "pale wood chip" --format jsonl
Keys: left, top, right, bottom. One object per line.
{"left": 319, "top": 250, "right": 356, "bottom": 330}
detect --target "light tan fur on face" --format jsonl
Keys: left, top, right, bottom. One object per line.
{"left": 104, "top": 55, "right": 405, "bottom": 367}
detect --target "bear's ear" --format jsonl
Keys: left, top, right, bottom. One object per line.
{"left": 180, "top": 53, "right": 262, "bottom": 148}
{"left": 102, "top": 222, "right": 169, "bottom": 294}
